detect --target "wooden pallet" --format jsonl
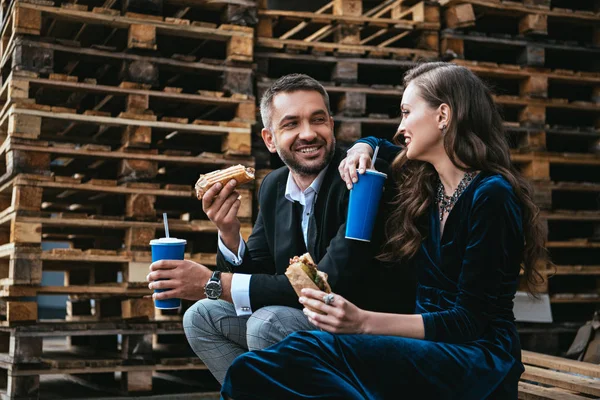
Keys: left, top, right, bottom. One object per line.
{"left": 0, "top": 0, "right": 258, "bottom": 28}
{"left": 0, "top": 104, "right": 253, "bottom": 158}
{"left": 441, "top": 30, "right": 600, "bottom": 72}
{"left": 0, "top": 320, "right": 220, "bottom": 398}
{"left": 519, "top": 350, "right": 600, "bottom": 399}
{"left": 440, "top": 0, "right": 599, "bottom": 43}
{"left": 0, "top": 71, "right": 256, "bottom": 125}
{"left": 255, "top": 0, "right": 439, "bottom": 60}
{"left": 1, "top": 36, "right": 255, "bottom": 96}
{"left": 1, "top": 1, "right": 254, "bottom": 64}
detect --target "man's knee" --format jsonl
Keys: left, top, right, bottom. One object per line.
{"left": 246, "top": 306, "right": 309, "bottom": 350}
{"left": 183, "top": 299, "right": 222, "bottom": 338}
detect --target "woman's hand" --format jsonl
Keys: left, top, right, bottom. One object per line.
{"left": 338, "top": 143, "right": 373, "bottom": 190}
{"left": 299, "top": 288, "right": 368, "bottom": 334}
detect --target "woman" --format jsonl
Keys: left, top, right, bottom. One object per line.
{"left": 220, "top": 62, "right": 548, "bottom": 399}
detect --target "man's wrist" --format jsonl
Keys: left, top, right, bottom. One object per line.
{"left": 219, "top": 272, "right": 233, "bottom": 303}
{"left": 220, "top": 230, "right": 241, "bottom": 253}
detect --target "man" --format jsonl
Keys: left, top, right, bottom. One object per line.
{"left": 147, "top": 74, "right": 414, "bottom": 384}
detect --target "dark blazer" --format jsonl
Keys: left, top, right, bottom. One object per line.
{"left": 217, "top": 148, "right": 416, "bottom": 313}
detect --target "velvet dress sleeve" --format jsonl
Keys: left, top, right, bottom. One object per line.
{"left": 354, "top": 137, "right": 402, "bottom": 164}
{"left": 422, "top": 176, "right": 524, "bottom": 343}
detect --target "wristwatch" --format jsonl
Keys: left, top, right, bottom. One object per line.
{"left": 204, "top": 270, "right": 223, "bottom": 300}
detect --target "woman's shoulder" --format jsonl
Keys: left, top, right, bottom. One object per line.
{"left": 472, "top": 173, "right": 517, "bottom": 204}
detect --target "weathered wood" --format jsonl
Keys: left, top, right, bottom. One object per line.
{"left": 520, "top": 76, "right": 548, "bottom": 98}
{"left": 126, "top": 93, "right": 150, "bottom": 112}
{"left": 331, "top": 61, "right": 358, "bottom": 83}
{"left": 9, "top": 335, "right": 42, "bottom": 363}
{"left": 6, "top": 301, "right": 38, "bottom": 322}
{"left": 12, "top": 39, "right": 53, "bottom": 74}
{"left": 441, "top": 37, "right": 464, "bottom": 58}
{"left": 522, "top": 160, "right": 550, "bottom": 181}
{"left": 119, "top": 158, "right": 158, "bottom": 183}
{"left": 122, "top": 299, "right": 154, "bottom": 320}
{"left": 8, "top": 113, "right": 41, "bottom": 139}
{"left": 227, "top": 35, "right": 253, "bottom": 62}
{"left": 337, "top": 92, "right": 366, "bottom": 117}
{"left": 224, "top": 131, "right": 252, "bottom": 155}
{"left": 14, "top": 7, "right": 42, "bottom": 34}
{"left": 336, "top": 121, "right": 361, "bottom": 143}
{"left": 445, "top": 4, "right": 475, "bottom": 29}
{"left": 125, "top": 228, "right": 156, "bottom": 250}
{"left": 121, "top": 126, "right": 152, "bottom": 148}
{"left": 128, "top": 24, "right": 157, "bottom": 50}
{"left": 222, "top": 69, "right": 253, "bottom": 96}
{"left": 522, "top": 350, "right": 600, "bottom": 379}
{"left": 522, "top": 365, "right": 600, "bottom": 397}
{"left": 5, "top": 150, "right": 49, "bottom": 177}
{"left": 119, "top": 60, "right": 159, "bottom": 86}
{"left": 126, "top": 194, "right": 157, "bottom": 219}
{"left": 222, "top": 4, "right": 258, "bottom": 27}
{"left": 6, "top": 375, "right": 39, "bottom": 398}
{"left": 235, "top": 101, "right": 256, "bottom": 122}
{"left": 9, "top": 248, "right": 43, "bottom": 283}
{"left": 518, "top": 46, "right": 545, "bottom": 67}
{"left": 11, "top": 186, "right": 42, "bottom": 211}
{"left": 519, "top": 14, "right": 547, "bottom": 35}
{"left": 519, "top": 105, "right": 546, "bottom": 125}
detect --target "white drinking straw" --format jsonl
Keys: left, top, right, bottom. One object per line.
{"left": 163, "top": 212, "right": 170, "bottom": 238}
{"left": 370, "top": 145, "right": 380, "bottom": 170}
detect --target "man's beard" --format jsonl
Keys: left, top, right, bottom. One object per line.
{"left": 276, "top": 139, "right": 336, "bottom": 176}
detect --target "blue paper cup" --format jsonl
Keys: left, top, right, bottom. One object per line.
{"left": 150, "top": 237, "right": 186, "bottom": 309}
{"left": 345, "top": 169, "right": 387, "bottom": 242}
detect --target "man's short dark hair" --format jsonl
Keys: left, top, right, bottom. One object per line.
{"left": 260, "top": 74, "right": 331, "bottom": 130}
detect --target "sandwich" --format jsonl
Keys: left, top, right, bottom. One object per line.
{"left": 195, "top": 164, "right": 255, "bottom": 200}
{"left": 285, "top": 253, "right": 331, "bottom": 314}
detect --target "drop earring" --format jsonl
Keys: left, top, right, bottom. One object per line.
{"left": 441, "top": 124, "right": 447, "bottom": 134}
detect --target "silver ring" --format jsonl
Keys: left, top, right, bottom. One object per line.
{"left": 323, "top": 293, "right": 335, "bottom": 305}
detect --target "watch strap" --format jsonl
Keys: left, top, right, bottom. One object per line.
{"left": 210, "top": 270, "right": 222, "bottom": 282}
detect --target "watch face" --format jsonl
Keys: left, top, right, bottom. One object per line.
{"left": 205, "top": 281, "right": 222, "bottom": 299}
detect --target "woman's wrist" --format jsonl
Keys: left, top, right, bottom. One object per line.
{"left": 346, "top": 142, "right": 373, "bottom": 156}
{"left": 359, "top": 310, "right": 372, "bottom": 335}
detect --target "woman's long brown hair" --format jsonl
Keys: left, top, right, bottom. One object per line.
{"left": 379, "top": 62, "right": 547, "bottom": 295}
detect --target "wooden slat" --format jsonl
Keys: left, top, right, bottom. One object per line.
{"left": 522, "top": 350, "right": 600, "bottom": 379}
{"left": 522, "top": 365, "right": 600, "bottom": 397}
{"left": 518, "top": 382, "right": 593, "bottom": 400}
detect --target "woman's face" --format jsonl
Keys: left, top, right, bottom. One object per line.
{"left": 398, "top": 82, "right": 445, "bottom": 163}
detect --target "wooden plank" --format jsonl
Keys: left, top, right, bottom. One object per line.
{"left": 441, "top": 0, "right": 598, "bottom": 22}
{"left": 522, "top": 350, "right": 600, "bottom": 379}
{"left": 256, "top": 37, "right": 437, "bottom": 57}
{"left": 518, "top": 381, "right": 592, "bottom": 400}
{"left": 522, "top": 365, "right": 600, "bottom": 397}
{"left": 6, "top": 301, "right": 37, "bottom": 322}
{"left": 7, "top": 106, "right": 249, "bottom": 134}
{"left": 18, "top": 2, "right": 252, "bottom": 40}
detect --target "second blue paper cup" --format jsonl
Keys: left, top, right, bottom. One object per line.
{"left": 150, "top": 237, "right": 186, "bottom": 309}
{"left": 345, "top": 169, "right": 387, "bottom": 242}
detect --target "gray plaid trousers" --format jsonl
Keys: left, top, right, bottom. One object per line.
{"left": 183, "top": 299, "right": 316, "bottom": 384}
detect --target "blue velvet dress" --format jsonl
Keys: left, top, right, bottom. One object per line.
{"left": 221, "top": 170, "right": 526, "bottom": 400}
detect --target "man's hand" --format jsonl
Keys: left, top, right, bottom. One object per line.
{"left": 202, "top": 180, "right": 241, "bottom": 252}
{"left": 147, "top": 260, "right": 232, "bottom": 302}
{"left": 338, "top": 143, "right": 373, "bottom": 190}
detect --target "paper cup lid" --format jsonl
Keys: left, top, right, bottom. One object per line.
{"left": 365, "top": 169, "right": 387, "bottom": 178}
{"left": 150, "top": 238, "right": 187, "bottom": 245}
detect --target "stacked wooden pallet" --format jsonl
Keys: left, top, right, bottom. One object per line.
{"left": 252, "top": 0, "right": 441, "bottom": 174}
{"left": 519, "top": 350, "right": 600, "bottom": 399}
{"left": 0, "top": 0, "right": 256, "bottom": 398}
{"left": 436, "top": 0, "right": 600, "bottom": 353}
